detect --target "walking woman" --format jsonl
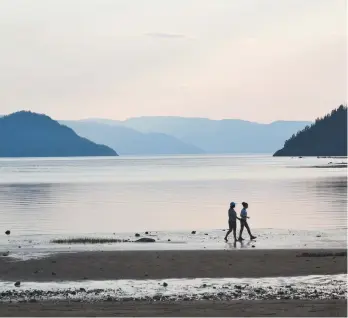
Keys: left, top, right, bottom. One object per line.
{"left": 238, "top": 202, "right": 256, "bottom": 241}
{"left": 224, "top": 202, "right": 239, "bottom": 242}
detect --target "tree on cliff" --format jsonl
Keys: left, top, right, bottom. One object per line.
{"left": 274, "top": 105, "right": 347, "bottom": 157}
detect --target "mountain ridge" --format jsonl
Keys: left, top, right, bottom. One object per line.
{"left": 68, "top": 116, "right": 311, "bottom": 154}
{"left": 0, "top": 111, "right": 117, "bottom": 157}
{"left": 61, "top": 121, "right": 204, "bottom": 156}
{"left": 274, "top": 105, "right": 347, "bottom": 157}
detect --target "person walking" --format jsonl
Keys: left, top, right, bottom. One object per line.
{"left": 238, "top": 202, "right": 256, "bottom": 241}
{"left": 224, "top": 202, "right": 239, "bottom": 242}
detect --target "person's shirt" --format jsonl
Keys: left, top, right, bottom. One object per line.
{"left": 228, "top": 208, "right": 237, "bottom": 222}
{"left": 240, "top": 208, "right": 248, "bottom": 220}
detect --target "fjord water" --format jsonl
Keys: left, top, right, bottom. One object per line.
{"left": 0, "top": 155, "right": 346, "bottom": 235}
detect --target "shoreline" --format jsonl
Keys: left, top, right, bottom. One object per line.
{"left": 1, "top": 273, "right": 346, "bottom": 302}
{"left": 1, "top": 228, "right": 347, "bottom": 261}
{"left": 0, "top": 249, "right": 346, "bottom": 281}
{"left": 1, "top": 248, "right": 346, "bottom": 317}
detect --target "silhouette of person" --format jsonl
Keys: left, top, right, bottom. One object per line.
{"left": 224, "top": 202, "right": 240, "bottom": 242}
{"left": 238, "top": 202, "right": 256, "bottom": 241}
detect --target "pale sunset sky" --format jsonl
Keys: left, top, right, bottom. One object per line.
{"left": 0, "top": 0, "right": 346, "bottom": 122}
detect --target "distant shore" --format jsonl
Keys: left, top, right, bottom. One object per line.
{"left": 0, "top": 249, "right": 346, "bottom": 281}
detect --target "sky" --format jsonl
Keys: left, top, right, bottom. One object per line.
{"left": 0, "top": 0, "right": 346, "bottom": 122}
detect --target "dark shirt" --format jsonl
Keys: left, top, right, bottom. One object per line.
{"left": 228, "top": 208, "right": 237, "bottom": 222}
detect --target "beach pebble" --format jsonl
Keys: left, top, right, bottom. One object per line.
{"left": 2, "top": 251, "right": 9, "bottom": 257}
{"left": 191, "top": 231, "right": 196, "bottom": 234}
{"left": 5, "top": 230, "right": 10, "bottom": 235}
{"left": 252, "top": 245, "right": 255, "bottom": 248}
{"left": 135, "top": 238, "right": 155, "bottom": 243}
{"left": 145, "top": 231, "right": 149, "bottom": 235}
{"left": 316, "top": 235, "right": 321, "bottom": 238}
{"left": 163, "top": 282, "right": 168, "bottom": 287}
{"left": 135, "top": 233, "right": 140, "bottom": 237}
{"left": 14, "top": 281, "right": 20, "bottom": 287}
{"left": 168, "top": 239, "right": 171, "bottom": 242}
{"left": 79, "top": 288, "right": 86, "bottom": 292}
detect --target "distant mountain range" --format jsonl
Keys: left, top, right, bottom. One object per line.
{"left": 0, "top": 111, "right": 117, "bottom": 157}
{"left": 62, "top": 121, "right": 204, "bottom": 156}
{"left": 62, "top": 117, "right": 311, "bottom": 155}
{"left": 274, "top": 105, "right": 347, "bottom": 157}
{"left": 0, "top": 110, "right": 315, "bottom": 157}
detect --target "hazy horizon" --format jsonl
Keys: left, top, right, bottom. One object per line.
{"left": 0, "top": 0, "right": 346, "bottom": 122}
{"left": 2, "top": 110, "right": 315, "bottom": 125}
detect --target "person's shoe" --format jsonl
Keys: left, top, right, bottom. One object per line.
{"left": 250, "top": 235, "right": 257, "bottom": 240}
{"left": 224, "top": 237, "right": 228, "bottom": 242}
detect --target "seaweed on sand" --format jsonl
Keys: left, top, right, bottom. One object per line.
{"left": 51, "top": 238, "right": 129, "bottom": 244}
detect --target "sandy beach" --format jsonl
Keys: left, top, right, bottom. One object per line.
{"left": 1, "top": 299, "right": 346, "bottom": 317}
{"left": 0, "top": 249, "right": 346, "bottom": 281}
{"left": 0, "top": 248, "right": 346, "bottom": 316}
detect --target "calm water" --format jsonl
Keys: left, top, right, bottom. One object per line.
{"left": 0, "top": 155, "right": 346, "bottom": 235}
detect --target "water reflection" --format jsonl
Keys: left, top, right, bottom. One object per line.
{"left": 0, "top": 183, "right": 66, "bottom": 234}
{"left": 0, "top": 183, "right": 53, "bottom": 207}
{"left": 310, "top": 176, "right": 347, "bottom": 200}
{"left": 0, "top": 157, "right": 347, "bottom": 235}
{"left": 305, "top": 176, "right": 347, "bottom": 222}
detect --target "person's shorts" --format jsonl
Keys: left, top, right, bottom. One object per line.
{"left": 228, "top": 221, "right": 236, "bottom": 230}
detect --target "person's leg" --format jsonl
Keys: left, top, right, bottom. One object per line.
{"left": 239, "top": 220, "right": 245, "bottom": 240}
{"left": 245, "top": 221, "right": 252, "bottom": 236}
{"left": 232, "top": 222, "right": 237, "bottom": 241}
{"left": 224, "top": 221, "right": 232, "bottom": 241}
{"left": 245, "top": 221, "right": 256, "bottom": 239}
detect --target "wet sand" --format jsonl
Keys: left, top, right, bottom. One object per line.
{"left": 0, "top": 249, "right": 346, "bottom": 281}
{"left": 0, "top": 249, "right": 346, "bottom": 317}
{"left": 0, "top": 299, "right": 346, "bottom": 317}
